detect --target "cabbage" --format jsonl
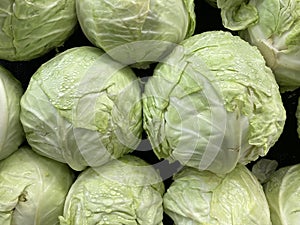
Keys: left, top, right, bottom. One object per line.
{"left": 20, "top": 46, "right": 143, "bottom": 171}
{"left": 163, "top": 164, "right": 272, "bottom": 225}
{"left": 0, "top": 65, "right": 24, "bottom": 160}
{"left": 264, "top": 163, "right": 300, "bottom": 225}
{"left": 59, "top": 155, "right": 165, "bottom": 225}
{"left": 143, "top": 30, "right": 286, "bottom": 174}
{"left": 76, "top": 0, "right": 196, "bottom": 68}
{"left": 216, "top": 0, "right": 300, "bottom": 91}
{"left": 0, "top": 145, "right": 74, "bottom": 225}
{"left": 0, "top": 0, "right": 77, "bottom": 61}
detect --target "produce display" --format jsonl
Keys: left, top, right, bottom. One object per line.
{"left": 0, "top": 0, "right": 299, "bottom": 224}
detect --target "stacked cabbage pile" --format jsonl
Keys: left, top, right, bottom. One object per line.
{"left": 0, "top": 0, "right": 299, "bottom": 224}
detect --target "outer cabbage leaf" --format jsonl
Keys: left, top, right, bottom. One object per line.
{"left": 143, "top": 31, "right": 286, "bottom": 174}
{"left": 59, "top": 155, "right": 164, "bottom": 225}
{"left": 0, "top": 145, "right": 74, "bottom": 225}
{"left": 264, "top": 163, "right": 300, "bottom": 225}
{"left": 20, "top": 46, "right": 143, "bottom": 171}
{"left": 217, "top": 0, "right": 259, "bottom": 30}
{"left": 0, "top": 65, "right": 24, "bottom": 160}
{"left": 0, "top": 0, "right": 77, "bottom": 61}
{"left": 76, "top": 0, "right": 196, "bottom": 68}
{"left": 163, "top": 164, "right": 272, "bottom": 225}
{"left": 251, "top": 158, "right": 278, "bottom": 184}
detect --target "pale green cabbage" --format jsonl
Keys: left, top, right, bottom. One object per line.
{"left": 20, "top": 46, "right": 143, "bottom": 171}
{"left": 0, "top": 145, "right": 74, "bottom": 225}
{"left": 216, "top": 0, "right": 300, "bottom": 91}
{"left": 0, "top": 0, "right": 77, "bottom": 61}
{"left": 163, "top": 164, "right": 272, "bottom": 225}
{"left": 59, "top": 155, "right": 165, "bottom": 225}
{"left": 0, "top": 65, "right": 24, "bottom": 160}
{"left": 264, "top": 163, "right": 300, "bottom": 225}
{"left": 76, "top": 0, "right": 196, "bottom": 68}
{"left": 143, "top": 31, "right": 286, "bottom": 174}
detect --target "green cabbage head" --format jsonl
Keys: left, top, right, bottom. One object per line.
{"left": 76, "top": 0, "right": 196, "bottom": 68}
{"left": 163, "top": 164, "right": 272, "bottom": 225}
{"left": 264, "top": 163, "right": 300, "bottom": 225}
{"left": 143, "top": 31, "right": 286, "bottom": 174}
{"left": 0, "top": 0, "right": 77, "bottom": 61}
{"left": 20, "top": 46, "right": 143, "bottom": 171}
{"left": 216, "top": 0, "right": 300, "bottom": 91}
{"left": 0, "top": 145, "right": 74, "bottom": 225}
{"left": 0, "top": 65, "right": 24, "bottom": 160}
{"left": 59, "top": 155, "right": 165, "bottom": 225}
